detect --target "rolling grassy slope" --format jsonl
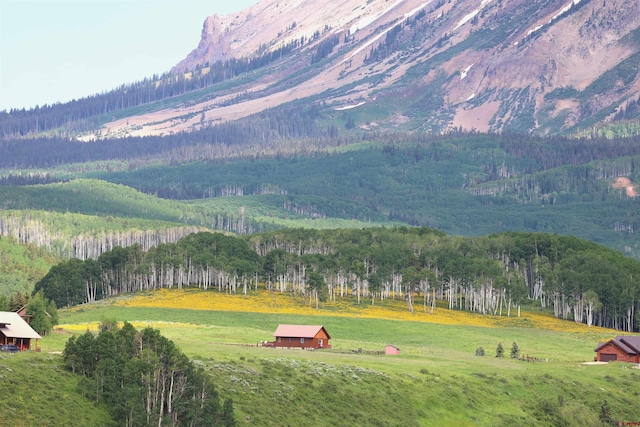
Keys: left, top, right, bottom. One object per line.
{"left": 0, "top": 352, "right": 115, "bottom": 427}
{"left": 5, "top": 133, "right": 640, "bottom": 258}
{"left": 0, "top": 179, "right": 397, "bottom": 234}
{"left": 0, "top": 236, "right": 58, "bottom": 297}
{"left": 14, "top": 288, "right": 637, "bottom": 426}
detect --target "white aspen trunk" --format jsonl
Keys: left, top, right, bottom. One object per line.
{"left": 423, "top": 282, "right": 428, "bottom": 313}
{"left": 573, "top": 294, "right": 584, "bottom": 324}
{"left": 585, "top": 302, "right": 593, "bottom": 327}
{"left": 447, "top": 278, "right": 456, "bottom": 310}
{"left": 167, "top": 371, "right": 174, "bottom": 420}
{"left": 431, "top": 289, "right": 436, "bottom": 313}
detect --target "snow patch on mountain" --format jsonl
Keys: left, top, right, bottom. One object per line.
{"left": 342, "top": 0, "right": 432, "bottom": 64}
{"left": 454, "top": 0, "right": 493, "bottom": 31}
{"left": 334, "top": 102, "right": 366, "bottom": 111}
{"left": 461, "top": 64, "right": 474, "bottom": 80}
{"left": 349, "top": 0, "right": 405, "bottom": 34}
{"left": 523, "top": 0, "right": 583, "bottom": 39}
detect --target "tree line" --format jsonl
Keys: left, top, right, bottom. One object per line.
{"left": 0, "top": 102, "right": 345, "bottom": 170}
{"left": 0, "top": 210, "right": 205, "bottom": 259}
{"left": 35, "top": 228, "right": 640, "bottom": 332}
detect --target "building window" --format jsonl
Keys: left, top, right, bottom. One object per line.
{"left": 300, "top": 338, "right": 305, "bottom": 343}
{"left": 277, "top": 337, "right": 281, "bottom": 343}
{"left": 318, "top": 339, "right": 323, "bottom": 347}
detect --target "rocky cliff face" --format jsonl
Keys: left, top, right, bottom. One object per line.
{"left": 96, "top": 0, "right": 639, "bottom": 138}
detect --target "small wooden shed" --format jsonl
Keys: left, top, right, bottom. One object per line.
{"left": 0, "top": 311, "right": 41, "bottom": 351}
{"left": 272, "top": 325, "right": 331, "bottom": 349}
{"left": 594, "top": 336, "right": 640, "bottom": 363}
{"left": 385, "top": 345, "right": 400, "bottom": 355}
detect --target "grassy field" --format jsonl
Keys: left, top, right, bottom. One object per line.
{"left": 4, "top": 288, "right": 640, "bottom": 426}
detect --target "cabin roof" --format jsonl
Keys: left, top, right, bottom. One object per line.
{"left": 273, "top": 324, "right": 330, "bottom": 339}
{"left": 0, "top": 312, "right": 41, "bottom": 339}
{"left": 595, "top": 336, "right": 640, "bottom": 354}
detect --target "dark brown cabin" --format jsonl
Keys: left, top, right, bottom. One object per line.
{"left": 594, "top": 336, "right": 640, "bottom": 363}
{"left": 270, "top": 324, "right": 331, "bottom": 349}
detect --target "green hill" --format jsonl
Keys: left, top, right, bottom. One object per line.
{"left": 0, "top": 351, "right": 115, "bottom": 427}
{"left": 4, "top": 294, "right": 638, "bottom": 426}
{"left": 0, "top": 236, "right": 58, "bottom": 297}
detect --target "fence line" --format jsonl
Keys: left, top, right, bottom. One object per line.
{"left": 519, "top": 354, "right": 548, "bottom": 362}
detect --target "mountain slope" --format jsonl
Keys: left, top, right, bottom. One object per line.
{"left": 79, "top": 0, "right": 640, "bottom": 138}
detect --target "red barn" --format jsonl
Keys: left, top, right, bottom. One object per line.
{"left": 272, "top": 325, "right": 331, "bottom": 349}
{"left": 0, "top": 312, "right": 41, "bottom": 351}
{"left": 594, "top": 336, "right": 640, "bottom": 363}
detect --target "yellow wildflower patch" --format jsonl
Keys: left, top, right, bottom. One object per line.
{"left": 106, "top": 288, "right": 604, "bottom": 333}
{"left": 59, "top": 320, "right": 202, "bottom": 333}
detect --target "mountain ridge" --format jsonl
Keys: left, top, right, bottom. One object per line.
{"left": 2, "top": 0, "right": 639, "bottom": 140}
{"left": 99, "top": 0, "right": 640, "bottom": 138}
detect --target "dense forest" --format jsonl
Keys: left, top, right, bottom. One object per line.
{"left": 35, "top": 229, "right": 640, "bottom": 332}
{"left": 4, "top": 130, "right": 640, "bottom": 258}
{"left": 0, "top": 103, "right": 343, "bottom": 170}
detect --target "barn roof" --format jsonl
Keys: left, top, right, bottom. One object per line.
{"left": 0, "top": 312, "right": 41, "bottom": 339}
{"left": 595, "top": 336, "right": 640, "bottom": 354}
{"left": 273, "top": 324, "right": 330, "bottom": 339}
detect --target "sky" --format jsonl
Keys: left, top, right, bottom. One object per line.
{"left": 0, "top": 0, "right": 258, "bottom": 111}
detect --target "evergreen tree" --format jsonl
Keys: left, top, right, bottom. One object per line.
{"left": 510, "top": 341, "right": 520, "bottom": 359}
{"left": 9, "top": 291, "right": 29, "bottom": 311}
{"left": 475, "top": 346, "right": 485, "bottom": 356}
{"left": 26, "top": 291, "right": 56, "bottom": 335}
{"left": 496, "top": 342, "right": 504, "bottom": 358}
{"left": 222, "top": 398, "right": 236, "bottom": 427}
{"left": 599, "top": 400, "right": 612, "bottom": 424}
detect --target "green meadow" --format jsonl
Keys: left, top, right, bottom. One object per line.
{"left": 2, "top": 294, "right": 636, "bottom": 426}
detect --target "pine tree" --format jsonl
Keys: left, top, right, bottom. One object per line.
{"left": 222, "top": 398, "right": 236, "bottom": 427}
{"left": 475, "top": 346, "right": 485, "bottom": 356}
{"left": 599, "top": 400, "right": 612, "bottom": 424}
{"left": 26, "top": 291, "right": 55, "bottom": 335}
{"left": 510, "top": 341, "right": 520, "bottom": 359}
{"left": 496, "top": 342, "right": 504, "bottom": 358}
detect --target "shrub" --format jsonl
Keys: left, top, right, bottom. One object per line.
{"left": 475, "top": 346, "right": 485, "bottom": 356}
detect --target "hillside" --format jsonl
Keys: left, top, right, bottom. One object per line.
{"left": 0, "top": 2, "right": 639, "bottom": 267}
{"left": 4, "top": 290, "right": 639, "bottom": 426}
{"left": 2, "top": 2, "right": 640, "bottom": 425}
{"left": 0, "top": 236, "right": 58, "bottom": 297}
{"left": 2, "top": 0, "right": 639, "bottom": 139}
{"left": 90, "top": 0, "right": 640, "bottom": 137}
{"left": 4, "top": 133, "right": 640, "bottom": 260}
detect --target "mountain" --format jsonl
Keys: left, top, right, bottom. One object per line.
{"left": 2, "top": 0, "right": 638, "bottom": 139}
{"left": 2, "top": 0, "right": 640, "bottom": 263}
{"left": 78, "top": 0, "right": 640, "bottom": 138}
